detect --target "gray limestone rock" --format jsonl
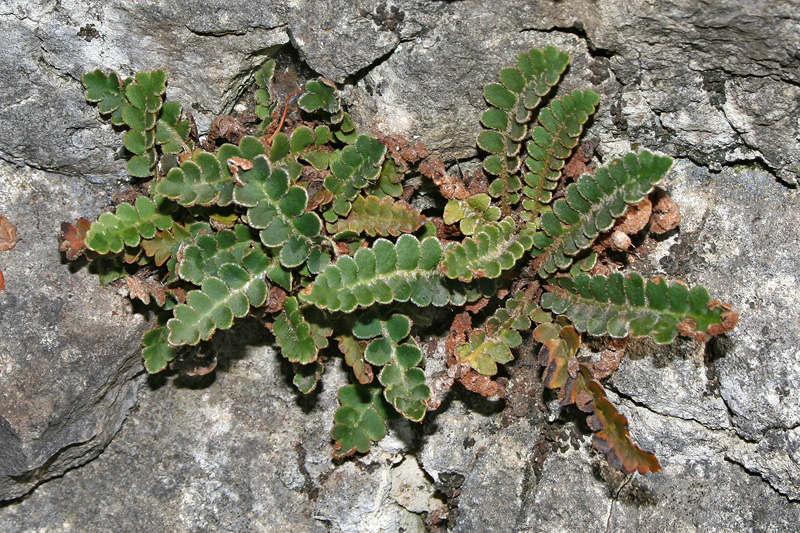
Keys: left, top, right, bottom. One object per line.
{"left": 0, "top": 323, "right": 443, "bottom": 531}
{"left": 0, "top": 0, "right": 799, "bottom": 530}
{"left": 346, "top": 0, "right": 800, "bottom": 183}
{"left": 608, "top": 337, "right": 732, "bottom": 430}
{"left": 523, "top": 414, "right": 800, "bottom": 532}
{"left": 287, "top": 0, "right": 403, "bottom": 83}
{"left": 0, "top": 162, "right": 147, "bottom": 502}
{"left": 641, "top": 162, "right": 800, "bottom": 444}
{"left": 0, "top": 0, "right": 289, "bottom": 177}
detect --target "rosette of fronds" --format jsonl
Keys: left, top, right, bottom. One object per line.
{"left": 62, "top": 45, "right": 738, "bottom": 475}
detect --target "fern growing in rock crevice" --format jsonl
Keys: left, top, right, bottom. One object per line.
{"left": 61, "top": 46, "right": 737, "bottom": 474}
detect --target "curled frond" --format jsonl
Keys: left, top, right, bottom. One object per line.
{"left": 562, "top": 366, "right": 661, "bottom": 474}
{"left": 533, "top": 322, "right": 580, "bottom": 389}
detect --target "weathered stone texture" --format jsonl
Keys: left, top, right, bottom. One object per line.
{"left": 0, "top": 0, "right": 799, "bottom": 530}
{"left": 0, "top": 162, "right": 147, "bottom": 501}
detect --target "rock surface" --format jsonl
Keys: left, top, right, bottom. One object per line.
{"left": 0, "top": 161, "right": 147, "bottom": 501}
{"left": 1, "top": 0, "right": 799, "bottom": 530}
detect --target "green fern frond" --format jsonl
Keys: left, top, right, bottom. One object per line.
{"left": 299, "top": 78, "right": 342, "bottom": 119}
{"left": 442, "top": 217, "right": 535, "bottom": 281}
{"left": 141, "top": 319, "right": 177, "bottom": 374}
{"left": 442, "top": 194, "right": 502, "bottom": 235}
{"left": 155, "top": 101, "right": 192, "bottom": 155}
{"left": 267, "top": 131, "right": 303, "bottom": 180}
{"left": 122, "top": 70, "right": 167, "bottom": 176}
{"left": 292, "top": 361, "right": 324, "bottom": 394}
{"left": 255, "top": 60, "right": 277, "bottom": 134}
{"left": 331, "top": 385, "right": 393, "bottom": 458}
{"left": 157, "top": 151, "right": 232, "bottom": 206}
{"left": 300, "top": 235, "right": 482, "bottom": 312}
{"left": 530, "top": 150, "right": 673, "bottom": 277}
{"left": 541, "top": 272, "right": 738, "bottom": 344}
{"left": 349, "top": 312, "right": 429, "bottom": 421}
{"left": 456, "top": 291, "right": 542, "bottom": 375}
{"left": 273, "top": 297, "right": 332, "bottom": 364}
{"left": 353, "top": 312, "right": 413, "bottom": 342}
{"left": 166, "top": 248, "right": 271, "bottom": 346}
{"left": 331, "top": 195, "right": 425, "bottom": 237}
{"left": 324, "top": 135, "right": 387, "bottom": 218}
{"left": 480, "top": 45, "right": 570, "bottom": 202}
{"left": 232, "top": 155, "right": 322, "bottom": 267}
{"left": 219, "top": 135, "right": 268, "bottom": 163}
{"left": 82, "top": 69, "right": 128, "bottom": 121}
{"left": 522, "top": 89, "right": 600, "bottom": 218}
{"left": 156, "top": 136, "right": 267, "bottom": 207}
{"left": 176, "top": 225, "right": 256, "bottom": 285}
{"left": 370, "top": 158, "right": 404, "bottom": 198}
{"left": 378, "top": 357, "right": 429, "bottom": 422}
{"left": 85, "top": 197, "right": 173, "bottom": 254}
{"left": 84, "top": 68, "right": 192, "bottom": 177}
{"left": 285, "top": 125, "right": 333, "bottom": 171}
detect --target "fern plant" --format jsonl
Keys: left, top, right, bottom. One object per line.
{"left": 61, "top": 46, "right": 737, "bottom": 474}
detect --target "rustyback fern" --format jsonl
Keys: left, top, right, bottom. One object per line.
{"left": 530, "top": 150, "right": 673, "bottom": 277}
{"left": 542, "top": 272, "right": 737, "bottom": 344}
{"left": 299, "top": 235, "right": 459, "bottom": 312}
{"left": 331, "top": 195, "right": 426, "bottom": 237}
{"left": 62, "top": 45, "right": 738, "bottom": 475}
